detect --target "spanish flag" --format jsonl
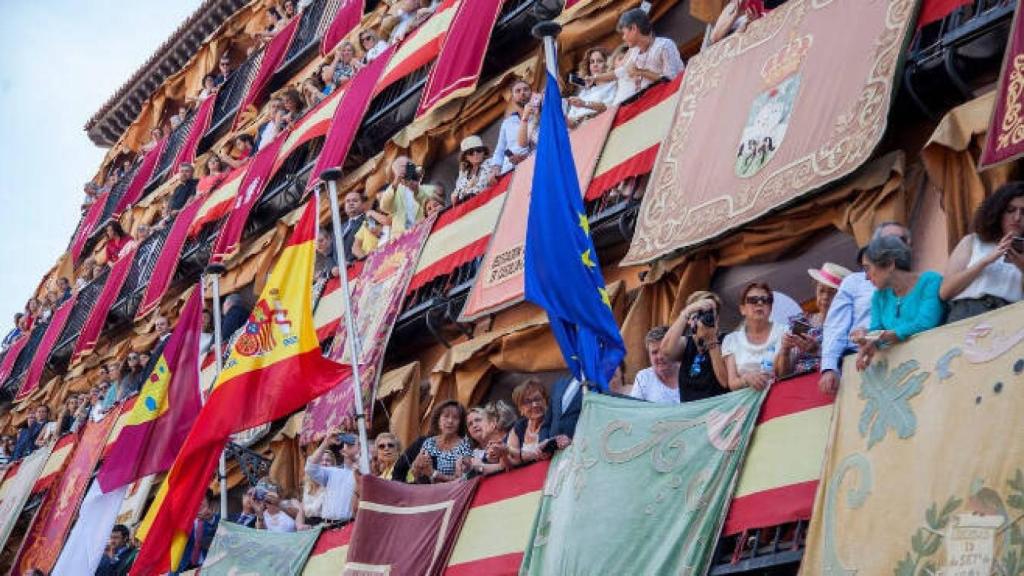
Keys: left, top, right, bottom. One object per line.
{"left": 96, "top": 287, "right": 204, "bottom": 493}
{"left": 130, "top": 199, "right": 351, "bottom": 575}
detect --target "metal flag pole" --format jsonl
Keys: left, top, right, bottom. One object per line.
{"left": 318, "top": 169, "right": 371, "bottom": 475}
{"left": 204, "top": 263, "right": 230, "bottom": 519}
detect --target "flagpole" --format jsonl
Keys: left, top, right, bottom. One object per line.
{"left": 204, "top": 263, "right": 230, "bottom": 519}
{"left": 318, "top": 170, "right": 371, "bottom": 476}
{"left": 533, "top": 14, "right": 592, "bottom": 388}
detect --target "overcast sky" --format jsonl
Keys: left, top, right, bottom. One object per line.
{"left": 0, "top": 0, "right": 202, "bottom": 328}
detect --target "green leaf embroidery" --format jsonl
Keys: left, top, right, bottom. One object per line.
{"left": 858, "top": 359, "right": 928, "bottom": 449}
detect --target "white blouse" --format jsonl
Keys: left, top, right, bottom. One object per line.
{"left": 954, "top": 234, "right": 1023, "bottom": 303}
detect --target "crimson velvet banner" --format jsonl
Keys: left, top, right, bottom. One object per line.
{"left": 69, "top": 192, "right": 110, "bottom": 265}
{"left": 71, "top": 247, "right": 137, "bottom": 365}
{"left": 305, "top": 44, "right": 394, "bottom": 191}
{"left": 459, "top": 108, "right": 616, "bottom": 321}
{"left": 979, "top": 4, "right": 1024, "bottom": 168}
{"left": 320, "top": 0, "right": 364, "bottom": 56}
{"left": 113, "top": 137, "right": 168, "bottom": 217}
{"left": 17, "top": 297, "right": 76, "bottom": 400}
{"left": 234, "top": 16, "right": 299, "bottom": 129}
{"left": 344, "top": 475, "right": 478, "bottom": 576}
{"left": 11, "top": 408, "right": 120, "bottom": 575}
{"left": 301, "top": 218, "right": 431, "bottom": 444}
{"left": 171, "top": 95, "right": 217, "bottom": 175}
{"left": 0, "top": 330, "right": 30, "bottom": 385}
{"left": 210, "top": 132, "right": 288, "bottom": 262}
{"left": 136, "top": 197, "right": 206, "bottom": 320}
{"left": 623, "top": 0, "right": 916, "bottom": 265}
{"left": 416, "top": 0, "right": 503, "bottom": 117}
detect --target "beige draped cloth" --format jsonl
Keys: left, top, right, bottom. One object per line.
{"left": 921, "top": 91, "right": 1022, "bottom": 250}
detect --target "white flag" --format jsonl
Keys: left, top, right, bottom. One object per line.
{"left": 52, "top": 480, "right": 128, "bottom": 576}
{"left": 0, "top": 444, "right": 52, "bottom": 549}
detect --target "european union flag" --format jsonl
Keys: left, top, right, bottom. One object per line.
{"left": 524, "top": 71, "right": 626, "bottom": 391}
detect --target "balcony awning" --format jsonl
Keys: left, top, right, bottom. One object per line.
{"left": 623, "top": 0, "right": 917, "bottom": 265}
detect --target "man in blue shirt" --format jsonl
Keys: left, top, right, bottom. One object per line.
{"left": 1, "top": 313, "right": 22, "bottom": 350}
{"left": 818, "top": 222, "right": 911, "bottom": 394}
{"left": 176, "top": 490, "right": 220, "bottom": 573}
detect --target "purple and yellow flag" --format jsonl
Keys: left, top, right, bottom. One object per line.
{"left": 96, "top": 288, "right": 203, "bottom": 493}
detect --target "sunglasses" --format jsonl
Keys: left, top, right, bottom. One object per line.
{"left": 377, "top": 442, "right": 396, "bottom": 449}
{"left": 521, "top": 396, "right": 545, "bottom": 406}
{"left": 467, "top": 148, "right": 487, "bottom": 155}
{"left": 745, "top": 296, "right": 772, "bottom": 305}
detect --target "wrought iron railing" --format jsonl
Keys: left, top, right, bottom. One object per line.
{"left": 281, "top": 0, "right": 343, "bottom": 67}
{"left": 709, "top": 521, "right": 806, "bottom": 574}
{"left": 352, "top": 62, "right": 432, "bottom": 163}
{"left": 146, "top": 107, "right": 199, "bottom": 190}
{"left": 175, "top": 220, "right": 222, "bottom": 284}
{"left": 107, "top": 225, "right": 174, "bottom": 327}
{"left": 2, "top": 323, "right": 47, "bottom": 393}
{"left": 224, "top": 441, "right": 273, "bottom": 486}
{"left": 202, "top": 48, "right": 266, "bottom": 149}
{"left": 48, "top": 267, "right": 111, "bottom": 372}
{"left": 97, "top": 162, "right": 142, "bottom": 226}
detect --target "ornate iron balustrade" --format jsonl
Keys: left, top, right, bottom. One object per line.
{"left": 97, "top": 162, "right": 142, "bottom": 227}
{"left": 351, "top": 62, "right": 432, "bottom": 165}
{"left": 106, "top": 225, "right": 175, "bottom": 328}
{"left": 280, "top": 0, "right": 343, "bottom": 70}
{"left": 1, "top": 324, "right": 48, "bottom": 394}
{"left": 903, "top": 0, "right": 1015, "bottom": 119}
{"left": 224, "top": 441, "right": 273, "bottom": 486}
{"left": 48, "top": 267, "right": 111, "bottom": 373}
{"left": 175, "top": 220, "right": 222, "bottom": 285}
{"left": 709, "top": 520, "right": 806, "bottom": 574}
{"left": 145, "top": 107, "right": 200, "bottom": 191}
{"left": 201, "top": 48, "right": 266, "bottom": 151}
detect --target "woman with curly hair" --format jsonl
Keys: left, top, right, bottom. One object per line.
{"left": 940, "top": 182, "right": 1024, "bottom": 322}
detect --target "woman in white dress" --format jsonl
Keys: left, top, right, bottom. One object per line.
{"left": 566, "top": 47, "right": 617, "bottom": 128}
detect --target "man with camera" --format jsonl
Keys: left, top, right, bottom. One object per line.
{"left": 379, "top": 155, "right": 433, "bottom": 239}
{"left": 304, "top": 431, "right": 360, "bottom": 525}
{"left": 661, "top": 291, "right": 729, "bottom": 402}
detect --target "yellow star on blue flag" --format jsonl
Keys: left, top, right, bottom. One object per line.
{"left": 523, "top": 71, "right": 626, "bottom": 391}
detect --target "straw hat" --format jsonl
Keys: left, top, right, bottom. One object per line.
{"left": 807, "top": 262, "right": 852, "bottom": 290}
{"left": 460, "top": 135, "right": 486, "bottom": 153}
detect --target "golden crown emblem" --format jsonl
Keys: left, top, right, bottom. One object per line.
{"left": 760, "top": 33, "right": 813, "bottom": 86}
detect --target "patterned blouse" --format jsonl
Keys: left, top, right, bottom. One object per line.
{"left": 422, "top": 436, "right": 473, "bottom": 477}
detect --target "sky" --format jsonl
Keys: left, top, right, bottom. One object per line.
{"left": 0, "top": 0, "right": 203, "bottom": 327}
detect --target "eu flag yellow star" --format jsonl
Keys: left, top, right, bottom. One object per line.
{"left": 581, "top": 249, "right": 596, "bottom": 269}
{"left": 578, "top": 212, "right": 590, "bottom": 236}
{"left": 598, "top": 286, "right": 611, "bottom": 308}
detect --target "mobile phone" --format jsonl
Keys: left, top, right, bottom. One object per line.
{"left": 790, "top": 319, "right": 812, "bottom": 337}
{"left": 530, "top": 94, "right": 542, "bottom": 107}
{"left": 404, "top": 162, "right": 419, "bottom": 182}
{"left": 567, "top": 73, "right": 586, "bottom": 87}
{"left": 1012, "top": 236, "right": 1024, "bottom": 253}
{"left": 541, "top": 439, "right": 558, "bottom": 455}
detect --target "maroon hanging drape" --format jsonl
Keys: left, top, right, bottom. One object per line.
{"left": 416, "top": 0, "right": 504, "bottom": 117}
{"left": 113, "top": 138, "right": 169, "bottom": 217}
{"left": 0, "top": 332, "right": 31, "bottom": 385}
{"left": 70, "top": 249, "right": 137, "bottom": 365}
{"left": 170, "top": 96, "right": 217, "bottom": 176}
{"left": 233, "top": 17, "right": 301, "bottom": 129}
{"left": 918, "top": 0, "right": 972, "bottom": 28}
{"left": 16, "top": 298, "right": 76, "bottom": 400}
{"left": 69, "top": 191, "right": 110, "bottom": 265}
{"left": 210, "top": 132, "right": 289, "bottom": 262}
{"left": 136, "top": 198, "right": 208, "bottom": 321}
{"left": 306, "top": 46, "right": 395, "bottom": 191}
{"left": 320, "top": 0, "right": 365, "bottom": 56}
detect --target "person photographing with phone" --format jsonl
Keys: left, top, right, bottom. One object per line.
{"left": 775, "top": 263, "right": 850, "bottom": 378}
{"left": 379, "top": 155, "right": 433, "bottom": 240}
{"left": 940, "top": 182, "right": 1024, "bottom": 322}
{"left": 491, "top": 78, "right": 536, "bottom": 175}
{"left": 662, "top": 291, "right": 730, "bottom": 402}
{"left": 304, "top": 431, "right": 360, "bottom": 524}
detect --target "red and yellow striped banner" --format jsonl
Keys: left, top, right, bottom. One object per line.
{"left": 586, "top": 76, "right": 683, "bottom": 201}
{"left": 444, "top": 461, "right": 548, "bottom": 575}
{"left": 722, "top": 372, "right": 834, "bottom": 535}
{"left": 302, "top": 524, "right": 354, "bottom": 575}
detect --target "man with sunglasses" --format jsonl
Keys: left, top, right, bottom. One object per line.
{"left": 818, "top": 222, "right": 911, "bottom": 394}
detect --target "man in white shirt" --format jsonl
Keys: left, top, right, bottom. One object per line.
{"left": 615, "top": 8, "right": 685, "bottom": 103}
{"left": 490, "top": 79, "right": 535, "bottom": 175}
{"left": 818, "top": 222, "right": 911, "bottom": 394}
{"left": 629, "top": 326, "right": 682, "bottom": 404}
{"left": 305, "top": 432, "right": 360, "bottom": 523}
